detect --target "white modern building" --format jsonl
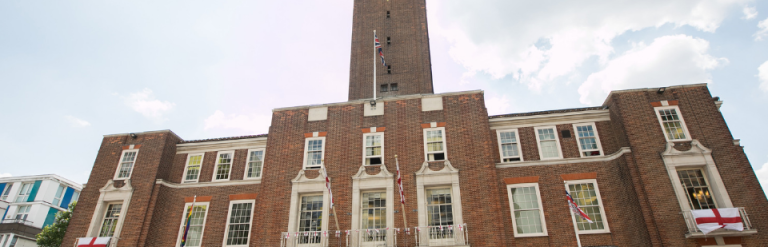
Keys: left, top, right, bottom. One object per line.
{"left": 0, "top": 175, "right": 82, "bottom": 247}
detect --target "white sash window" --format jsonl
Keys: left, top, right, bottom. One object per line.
{"left": 99, "top": 203, "right": 123, "bottom": 237}
{"left": 182, "top": 154, "right": 204, "bottom": 183}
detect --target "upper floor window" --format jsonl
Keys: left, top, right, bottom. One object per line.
{"left": 15, "top": 205, "right": 31, "bottom": 221}
{"left": 497, "top": 130, "right": 522, "bottom": 162}
{"left": 677, "top": 169, "right": 717, "bottom": 210}
{"left": 507, "top": 183, "right": 547, "bottom": 237}
{"left": 72, "top": 191, "right": 80, "bottom": 202}
{"left": 99, "top": 203, "right": 123, "bottom": 237}
{"left": 15, "top": 183, "right": 33, "bottom": 203}
{"left": 224, "top": 200, "right": 255, "bottom": 246}
{"left": 381, "top": 84, "right": 389, "bottom": 92}
{"left": 1, "top": 183, "right": 13, "bottom": 201}
{"left": 303, "top": 137, "right": 325, "bottom": 169}
{"left": 246, "top": 150, "right": 265, "bottom": 179}
{"left": 53, "top": 185, "right": 65, "bottom": 206}
{"left": 114, "top": 150, "right": 138, "bottom": 180}
{"left": 423, "top": 127, "right": 447, "bottom": 161}
{"left": 176, "top": 202, "right": 209, "bottom": 247}
{"left": 654, "top": 106, "right": 691, "bottom": 141}
{"left": 573, "top": 123, "right": 604, "bottom": 157}
{"left": 566, "top": 180, "right": 609, "bottom": 233}
{"left": 214, "top": 151, "right": 234, "bottom": 181}
{"left": 390, "top": 83, "right": 398, "bottom": 91}
{"left": 534, "top": 126, "right": 562, "bottom": 160}
{"left": 183, "top": 154, "right": 204, "bottom": 183}
{"left": 363, "top": 133, "right": 384, "bottom": 165}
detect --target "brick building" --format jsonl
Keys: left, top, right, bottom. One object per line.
{"left": 62, "top": 0, "right": 768, "bottom": 246}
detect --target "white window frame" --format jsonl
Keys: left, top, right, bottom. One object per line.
{"left": 303, "top": 137, "right": 326, "bottom": 170}
{"left": 496, "top": 129, "right": 523, "bottom": 163}
{"left": 362, "top": 132, "right": 385, "bottom": 166}
{"left": 182, "top": 153, "right": 205, "bottom": 183}
{"left": 175, "top": 201, "right": 210, "bottom": 247}
{"left": 422, "top": 127, "right": 448, "bottom": 161}
{"left": 98, "top": 203, "right": 123, "bottom": 237}
{"left": 212, "top": 151, "right": 235, "bottom": 181}
{"left": 572, "top": 123, "right": 604, "bottom": 158}
{"left": 52, "top": 185, "right": 66, "bottom": 206}
{"left": 564, "top": 179, "right": 610, "bottom": 234}
{"left": 113, "top": 150, "right": 139, "bottom": 180}
{"left": 654, "top": 105, "right": 692, "bottom": 142}
{"left": 533, "top": 126, "right": 563, "bottom": 160}
{"left": 244, "top": 149, "right": 266, "bottom": 179}
{"left": 15, "top": 183, "right": 33, "bottom": 203}
{"left": 415, "top": 161, "right": 464, "bottom": 246}
{"left": 14, "top": 205, "right": 31, "bottom": 221}
{"left": 1, "top": 183, "right": 14, "bottom": 201}
{"left": 506, "top": 183, "right": 547, "bottom": 237}
{"left": 222, "top": 199, "right": 256, "bottom": 247}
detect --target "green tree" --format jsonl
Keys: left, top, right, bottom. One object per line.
{"left": 36, "top": 201, "right": 76, "bottom": 247}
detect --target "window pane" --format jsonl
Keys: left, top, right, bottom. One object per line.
{"left": 537, "top": 128, "right": 556, "bottom": 141}
{"left": 362, "top": 192, "right": 387, "bottom": 242}
{"left": 502, "top": 143, "right": 519, "bottom": 157}
{"left": 677, "top": 169, "right": 716, "bottom": 209}
{"left": 540, "top": 141, "right": 559, "bottom": 158}
{"left": 568, "top": 183, "right": 605, "bottom": 231}
{"left": 426, "top": 188, "right": 454, "bottom": 239}
{"left": 659, "top": 109, "right": 687, "bottom": 140}
{"left": 298, "top": 196, "right": 323, "bottom": 244}
{"left": 99, "top": 204, "right": 123, "bottom": 237}
{"left": 500, "top": 131, "right": 517, "bottom": 144}
{"left": 247, "top": 151, "right": 264, "bottom": 178}
{"left": 226, "top": 203, "right": 253, "bottom": 245}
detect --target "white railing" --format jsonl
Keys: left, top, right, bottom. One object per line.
{"left": 281, "top": 231, "right": 329, "bottom": 247}
{"left": 414, "top": 224, "right": 468, "bottom": 246}
{"left": 72, "top": 237, "right": 119, "bottom": 247}
{"left": 682, "top": 207, "right": 753, "bottom": 234}
{"left": 344, "top": 228, "right": 397, "bottom": 247}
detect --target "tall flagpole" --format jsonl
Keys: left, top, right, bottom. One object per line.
{"left": 395, "top": 155, "right": 409, "bottom": 247}
{"left": 373, "top": 30, "right": 377, "bottom": 100}
{"left": 565, "top": 181, "right": 582, "bottom": 247}
{"left": 322, "top": 160, "right": 341, "bottom": 247}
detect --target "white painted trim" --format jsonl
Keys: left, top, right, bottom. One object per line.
{"left": 0, "top": 174, "right": 83, "bottom": 190}
{"left": 86, "top": 179, "right": 133, "bottom": 245}
{"left": 506, "top": 183, "right": 548, "bottom": 237}
{"left": 572, "top": 122, "right": 605, "bottom": 158}
{"left": 244, "top": 149, "right": 266, "bottom": 180}
{"left": 489, "top": 110, "right": 610, "bottom": 130}
{"left": 422, "top": 127, "right": 448, "bottom": 161}
{"left": 496, "top": 129, "right": 523, "bottom": 162}
{"left": 661, "top": 140, "right": 733, "bottom": 211}
{"left": 176, "top": 137, "right": 267, "bottom": 154}
{"left": 533, "top": 126, "right": 563, "bottom": 160}
{"left": 563, "top": 179, "right": 610, "bottom": 234}
{"left": 303, "top": 137, "right": 327, "bottom": 170}
{"left": 654, "top": 105, "right": 693, "bottom": 142}
{"left": 351, "top": 165, "right": 395, "bottom": 246}
{"left": 181, "top": 153, "right": 205, "bottom": 183}
{"left": 287, "top": 170, "right": 331, "bottom": 246}
{"left": 415, "top": 160, "right": 463, "bottom": 246}
{"left": 222, "top": 199, "right": 256, "bottom": 247}
{"left": 174, "top": 201, "right": 211, "bottom": 247}
{"left": 496, "top": 147, "right": 631, "bottom": 168}
{"left": 273, "top": 90, "right": 484, "bottom": 112}
{"left": 212, "top": 151, "right": 235, "bottom": 182}
{"left": 113, "top": 149, "right": 139, "bottom": 180}
{"left": 362, "top": 133, "right": 385, "bottom": 166}
{"left": 156, "top": 179, "right": 261, "bottom": 188}
{"left": 600, "top": 83, "right": 708, "bottom": 106}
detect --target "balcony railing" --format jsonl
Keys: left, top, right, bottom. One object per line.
{"left": 281, "top": 224, "right": 469, "bottom": 247}
{"left": 681, "top": 207, "right": 757, "bottom": 238}
{"left": 0, "top": 218, "right": 34, "bottom": 226}
{"left": 72, "top": 237, "right": 119, "bottom": 247}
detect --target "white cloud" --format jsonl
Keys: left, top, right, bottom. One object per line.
{"left": 759, "top": 60, "right": 768, "bottom": 92}
{"left": 485, "top": 95, "right": 511, "bottom": 115}
{"left": 578, "top": 35, "right": 726, "bottom": 105}
{"left": 756, "top": 17, "right": 768, "bottom": 41}
{"left": 755, "top": 163, "right": 768, "bottom": 197}
{"left": 743, "top": 6, "right": 758, "bottom": 20}
{"left": 428, "top": 0, "right": 745, "bottom": 89}
{"left": 123, "top": 88, "right": 176, "bottom": 123}
{"left": 204, "top": 110, "right": 271, "bottom": 134}
{"left": 0, "top": 173, "right": 11, "bottom": 178}
{"left": 64, "top": 115, "right": 91, "bottom": 127}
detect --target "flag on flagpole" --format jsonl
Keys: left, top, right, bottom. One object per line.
{"left": 395, "top": 156, "right": 405, "bottom": 204}
{"left": 320, "top": 166, "right": 334, "bottom": 209}
{"left": 566, "top": 190, "right": 593, "bottom": 223}
{"left": 180, "top": 195, "right": 197, "bottom": 247}
{"left": 374, "top": 34, "right": 386, "bottom": 67}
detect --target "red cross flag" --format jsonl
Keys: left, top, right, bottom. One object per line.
{"left": 691, "top": 208, "right": 744, "bottom": 234}
{"left": 320, "top": 166, "right": 334, "bottom": 209}
{"left": 77, "top": 237, "right": 111, "bottom": 247}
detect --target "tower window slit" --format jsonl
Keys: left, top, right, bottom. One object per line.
{"left": 387, "top": 65, "right": 391, "bottom": 74}
{"left": 387, "top": 37, "right": 391, "bottom": 45}
{"left": 387, "top": 11, "right": 390, "bottom": 18}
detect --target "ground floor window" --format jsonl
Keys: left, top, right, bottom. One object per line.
{"left": 99, "top": 204, "right": 122, "bottom": 237}
{"left": 298, "top": 195, "right": 323, "bottom": 244}
{"left": 225, "top": 201, "right": 254, "bottom": 246}
{"left": 426, "top": 188, "right": 454, "bottom": 239}
{"left": 177, "top": 203, "right": 208, "bottom": 247}
{"left": 361, "top": 192, "right": 387, "bottom": 242}
{"left": 566, "top": 180, "right": 609, "bottom": 233}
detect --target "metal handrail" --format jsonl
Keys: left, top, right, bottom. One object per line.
{"left": 281, "top": 224, "right": 468, "bottom": 247}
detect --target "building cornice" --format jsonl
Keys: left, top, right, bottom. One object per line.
{"left": 155, "top": 178, "right": 261, "bottom": 188}
{"left": 496, "top": 147, "right": 631, "bottom": 168}
{"left": 103, "top": 129, "right": 183, "bottom": 141}
{"left": 601, "top": 83, "right": 708, "bottom": 106}
{"left": 489, "top": 109, "right": 610, "bottom": 129}
{"left": 272, "top": 90, "right": 484, "bottom": 112}
{"left": 176, "top": 137, "right": 268, "bottom": 154}
{"left": 0, "top": 174, "right": 83, "bottom": 190}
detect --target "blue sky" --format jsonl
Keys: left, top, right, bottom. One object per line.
{"left": 1, "top": 1, "right": 766, "bottom": 193}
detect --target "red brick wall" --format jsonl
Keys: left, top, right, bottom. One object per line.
{"left": 348, "top": 0, "right": 433, "bottom": 100}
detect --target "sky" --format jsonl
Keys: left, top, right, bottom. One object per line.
{"left": 0, "top": 0, "right": 766, "bottom": 194}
